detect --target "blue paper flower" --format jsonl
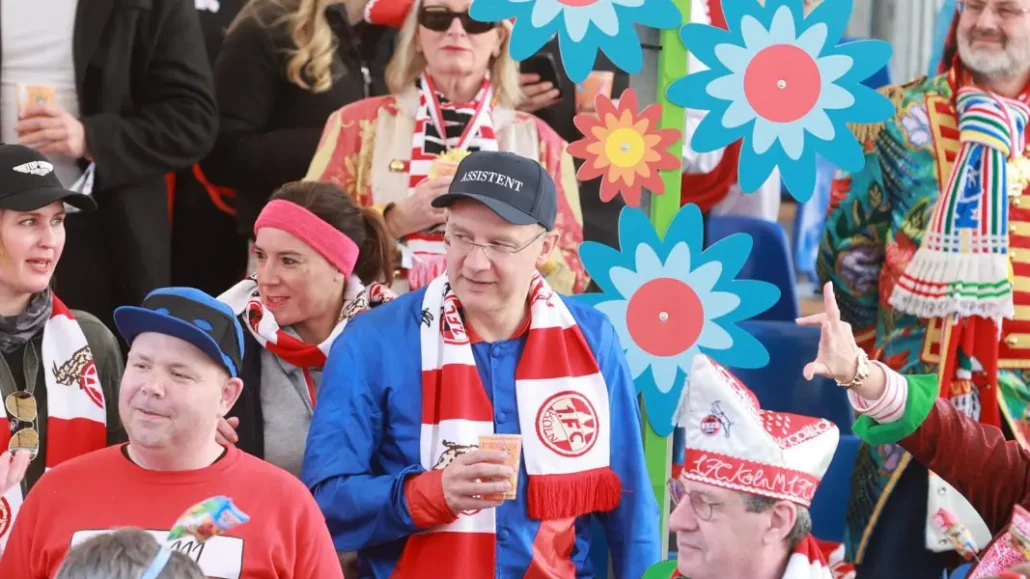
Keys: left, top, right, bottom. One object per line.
{"left": 667, "top": 0, "right": 894, "bottom": 202}
{"left": 468, "top": 0, "right": 681, "bottom": 83}
{"left": 578, "top": 204, "right": 780, "bottom": 436}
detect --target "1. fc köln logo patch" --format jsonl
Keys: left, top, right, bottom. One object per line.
{"left": 535, "top": 391, "right": 599, "bottom": 457}
{"left": 53, "top": 346, "right": 104, "bottom": 410}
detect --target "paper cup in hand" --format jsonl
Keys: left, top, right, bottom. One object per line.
{"left": 478, "top": 434, "right": 521, "bottom": 500}
{"left": 575, "top": 71, "right": 614, "bottom": 113}
{"left": 18, "top": 85, "right": 55, "bottom": 115}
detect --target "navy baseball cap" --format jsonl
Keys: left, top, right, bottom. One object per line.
{"left": 114, "top": 288, "right": 245, "bottom": 378}
{"left": 431, "top": 151, "right": 558, "bottom": 230}
{"left": 0, "top": 144, "right": 96, "bottom": 211}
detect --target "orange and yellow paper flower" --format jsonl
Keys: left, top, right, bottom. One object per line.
{"left": 568, "top": 88, "right": 681, "bottom": 208}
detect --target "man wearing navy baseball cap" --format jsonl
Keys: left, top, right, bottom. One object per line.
{"left": 302, "top": 151, "right": 659, "bottom": 579}
{"left": 0, "top": 288, "right": 344, "bottom": 578}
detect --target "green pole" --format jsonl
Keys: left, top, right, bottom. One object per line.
{"left": 646, "top": 0, "right": 690, "bottom": 558}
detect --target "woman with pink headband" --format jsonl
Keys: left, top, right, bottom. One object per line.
{"left": 217, "top": 181, "right": 395, "bottom": 478}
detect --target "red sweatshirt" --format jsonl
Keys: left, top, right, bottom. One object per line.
{"left": 0, "top": 445, "right": 342, "bottom": 579}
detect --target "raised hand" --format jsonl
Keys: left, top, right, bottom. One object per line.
{"left": 796, "top": 281, "right": 887, "bottom": 400}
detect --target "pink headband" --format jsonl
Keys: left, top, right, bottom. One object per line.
{"left": 254, "top": 200, "right": 360, "bottom": 276}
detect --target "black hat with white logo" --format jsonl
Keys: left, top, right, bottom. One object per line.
{"left": 431, "top": 151, "right": 557, "bottom": 230}
{"left": 0, "top": 144, "right": 96, "bottom": 211}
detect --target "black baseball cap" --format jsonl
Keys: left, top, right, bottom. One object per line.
{"left": 431, "top": 151, "right": 558, "bottom": 230}
{"left": 0, "top": 144, "right": 96, "bottom": 211}
{"left": 114, "top": 288, "right": 246, "bottom": 378}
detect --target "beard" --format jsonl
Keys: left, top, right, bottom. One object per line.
{"left": 957, "top": 26, "right": 1030, "bottom": 81}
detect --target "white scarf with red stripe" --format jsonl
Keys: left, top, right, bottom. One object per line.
{"left": 218, "top": 275, "right": 394, "bottom": 407}
{"left": 670, "top": 536, "right": 847, "bottom": 579}
{"left": 0, "top": 296, "right": 106, "bottom": 553}
{"left": 404, "top": 74, "right": 498, "bottom": 290}
{"left": 393, "top": 273, "right": 620, "bottom": 577}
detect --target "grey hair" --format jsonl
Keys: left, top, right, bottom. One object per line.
{"left": 744, "top": 493, "right": 812, "bottom": 551}
{"left": 55, "top": 528, "right": 205, "bottom": 579}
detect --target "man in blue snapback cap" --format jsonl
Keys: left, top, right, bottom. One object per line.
{"left": 302, "top": 151, "right": 659, "bottom": 579}
{"left": 0, "top": 287, "right": 343, "bottom": 578}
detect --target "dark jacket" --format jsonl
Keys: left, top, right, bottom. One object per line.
{"left": 201, "top": 4, "right": 396, "bottom": 235}
{"left": 228, "top": 325, "right": 265, "bottom": 458}
{"left": 1, "top": 0, "right": 219, "bottom": 334}
{"left": 2, "top": 310, "right": 125, "bottom": 495}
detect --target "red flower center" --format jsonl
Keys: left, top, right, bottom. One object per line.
{"left": 626, "top": 278, "right": 704, "bottom": 357}
{"left": 557, "top": 0, "right": 600, "bottom": 5}
{"left": 744, "top": 44, "right": 821, "bottom": 123}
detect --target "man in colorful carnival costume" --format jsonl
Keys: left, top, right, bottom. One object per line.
{"left": 301, "top": 151, "right": 659, "bottom": 578}
{"left": 800, "top": 283, "right": 1030, "bottom": 579}
{"left": 817, "top": 1, "right": 1030, "bottom": 575}
{"left": 665, "top": 354, "right": 853, "bottom": 579}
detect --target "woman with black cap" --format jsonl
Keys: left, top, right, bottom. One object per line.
{"left": 0, "top": 144, "right": 124, "bottom": 556}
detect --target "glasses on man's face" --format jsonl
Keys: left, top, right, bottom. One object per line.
{"left": 668, "top": 478, "right": 726, "bottom": 522}
{"left": 418, "top": 6, "right": 498, "bottom": 35}
{"left": 443, "top": 230, "right": 546, "bottom": 260}
{"left": 960, "top": 1, "right": 1030, "bottom": 21}
{"left": 5, "top": 391, "right": 39, "bottom": 460}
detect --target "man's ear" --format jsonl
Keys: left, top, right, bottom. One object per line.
{"left": 220, "top": 377, "right": 244, "bottom": 415}
{"left": 534, "top": 231, "right": 559, "bottom": 268}
{"left": 763, "top": 502, "right": 798, "bottom": 545}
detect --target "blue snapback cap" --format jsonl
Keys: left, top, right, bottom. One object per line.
{"left": 114, "top": 287, "right": 245, "bottom": 378}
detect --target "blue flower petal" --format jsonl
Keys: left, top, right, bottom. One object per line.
{"left": 698, "top": 320, "right": 734, "bottom": 350}
{"left": 469, "top": 0, "right": 521, "bottom": 21}
{"left": 679, "top": 23, "right": 733, "bottom": 71}
{"left": 778, "top": 146, "right": 818, "bottom": 202}
{"left": 698, "top": 233, "right": 752, "bottom": 279}
{"left": 836, "top": 84, "right": 896, "bottom": 123}
{"left": 662, "top": 203, "right": 704, "bottom": 254}
{"left": 689, "top": 110, "right": 745, "bottom": 153}
{"left": 736, "top": 135, "right": 778, "bottom": 193}
{"left": 808, "top": 0, "right": 852, "bottom": 50}
{"left": 716, "top": 279, "right": 782, "bottom": 321}
{"left": 601, "top": 21, "right": 646, "bottom": 77}
{"left": 630, "top": 0, "right": 683, "bottom": 31}
{"left": 767, "top": 5, "right": 797, "bottom": 44}
{"left": 832, "top": 39, "right": 893, "bottom": 84}
{"left": 508, "top": 16, "right": 557, "bottom": 60}
{"left": 705, "top": 327, "right": 769, "bottom": 369}
{"left": 578, "top": 240, "right": 626, "bottom": 296}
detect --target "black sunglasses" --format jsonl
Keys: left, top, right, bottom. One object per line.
{"left": 418, "top": 6, "right": 498, "bottom": 34}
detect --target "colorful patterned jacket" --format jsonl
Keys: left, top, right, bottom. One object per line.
{"left": 303, "top": 87, "right": 588, "bottom": 295}
{"left": 817, "top": 73, "right": 1030, "bottom": 563}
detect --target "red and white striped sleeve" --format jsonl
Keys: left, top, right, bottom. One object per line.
{"left": 847, "top": 361, "right": 908, "bottom": 424}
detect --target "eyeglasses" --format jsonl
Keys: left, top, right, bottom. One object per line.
{"left": 959, "top": 1, "right": 1030, "bottom": 20}
{"left": 443, "top": 230, "right": 546, "bottom": 260}
{"left": 5, "top": 391, "right": 39, "bottom": 460}
{"left": 418, "top": 6, "right": 498, "bottom": 34}
{"left": 668, "top": 478, "right": 727, "bottom": 522}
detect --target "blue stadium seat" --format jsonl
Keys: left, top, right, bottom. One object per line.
{"left": 706, "top": 216, "right": 800, "bottom": 321}
{"left": 810, "top": 434, "right": 862, "bottom": 543}
{"left": 734, "top": 320, "right": 854, "bottom": 434}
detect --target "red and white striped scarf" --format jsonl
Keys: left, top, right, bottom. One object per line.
{"left": 0, "top": 296, "right": 107, "bottom": 553}
{"left": 404, "top": 74, "right": 498, "bottom": 290}
{"left": 392, "top": 273, "right": 621, "bottom": 577}
{"left": 670, "top": 536, "right": 844, "bottom": 579}
{"left": 219, "top": 275, "right": 394, "bottom": 407}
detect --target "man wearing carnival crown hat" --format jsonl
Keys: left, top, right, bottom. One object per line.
{"left": 818, "top": 1, "right": 1030, "bottom": 576}
{"left": 666, "top": 354, "right": 853, "bottom": 579}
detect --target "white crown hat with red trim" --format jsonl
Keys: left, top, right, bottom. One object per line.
{"left": 677, "top": 355, "right": 839, "bottom": 507}
{"left": 365, "top": 0, "right": 415, "bottom": 28}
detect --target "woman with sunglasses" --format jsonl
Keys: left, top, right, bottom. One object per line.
{"left": 0, "top": 145, "right": 125, "bottom": 555}
{"left": 305, "top": 0, "right": 587, "bottom": 295}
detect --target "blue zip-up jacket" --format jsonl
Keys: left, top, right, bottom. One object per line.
{"left": 301, "top": 287, "right": 660, "bottom": 579}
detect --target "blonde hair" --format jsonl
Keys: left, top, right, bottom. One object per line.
{"left": 385, "top": 0, "right": 523, "bottom": 109}
{"left": 231, "top": 0, "right": 343, "bottom": 93}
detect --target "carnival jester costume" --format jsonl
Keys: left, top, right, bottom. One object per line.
{"left": 818, "top": 42, "right": 1030, "bottom": 576}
